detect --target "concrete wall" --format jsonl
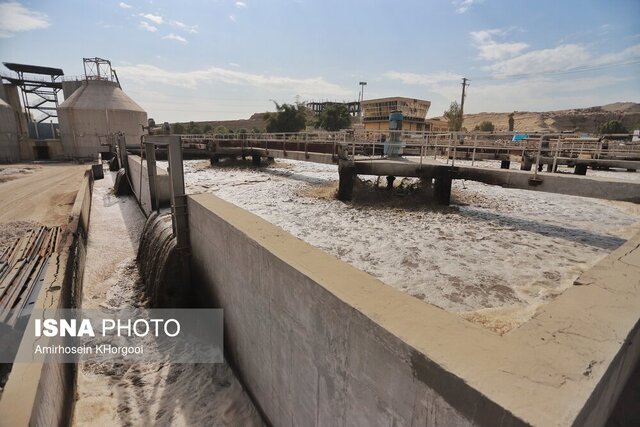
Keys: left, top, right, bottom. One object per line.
{"left": 187, "top": 192, "right": 640, "bottom": 427}
{"left": 187, "top": 194, "right": 496, "bottom": 426}
{"left": 2, "top": 84, "right": 28, "bottom": 137}
{"left": 127, "top": 155, "right": 171, "bottom": 216}
{"left": 62, "top": 80, "right": 83, "bottom": 100}
{"left": 19, "top": 139, "right": 65, "bottom": 161}
{"left": 457, "top": 166, "right": 640, "bottom": 203}
{"left": 0, "top": 100, "right": 20, "bottom": 163}
{"left": 0, "top": 170, "right": 93, "bottom": 427}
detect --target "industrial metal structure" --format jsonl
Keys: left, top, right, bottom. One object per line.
{"left": 57, "top": 58, "right": 147, "bottom": 160}
{"left": 1, "top": 62, "right": 64, "bottom": 128}
{"left": 307, "top": 100, "right": 361, "bottom": 117}
{"left": 167, "top": 130, "right": 640, "bottom": 205}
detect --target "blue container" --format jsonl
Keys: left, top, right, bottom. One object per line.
{"left": 385, "top": 111, "right": 405, "bottom": 156}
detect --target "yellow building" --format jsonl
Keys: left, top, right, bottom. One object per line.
{"left": 361, "top": 97, "right": 431, "bottom": 131}
{"left": 426, "top": 118, "right": 449, "bottom": 132}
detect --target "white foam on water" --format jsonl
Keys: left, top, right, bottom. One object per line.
{"left": 74, "top": 171, "right": 263, "bottom": 426}
{"left": 175, "top": 158, "right": 640, "bottom": 333}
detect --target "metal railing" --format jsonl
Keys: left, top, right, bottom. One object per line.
{"left": 177, "top": 131, "right": 640, "bottom": 167}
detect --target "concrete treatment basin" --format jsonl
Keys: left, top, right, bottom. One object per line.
{"left": 172, "top": 158, "right": 640, "bottom": 334}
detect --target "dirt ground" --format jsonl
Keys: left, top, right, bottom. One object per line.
{"left": 0, "top": 163, "right": 88, "bottom": 226}
{"left": 439, "top": 102, "right": 640, "bottom": 132}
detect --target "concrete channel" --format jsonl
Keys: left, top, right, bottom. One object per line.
{"left": 72, "top": 168, "right": 261, "bottom": 426}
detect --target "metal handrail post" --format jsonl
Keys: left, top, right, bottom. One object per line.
{"left": 552, "top": 137, "right": 560, "bottom": 173}
{"left": 471, "top": 135, "right": 477, "bottom": 166}
{"left": 144, "top": 142, "right": 159, "bottom": 212}
{"left": 167, "top": 136, "right": 189, "bottom": 251}
{"left": 533, "top": 135, "right": 544, "bottom": 180}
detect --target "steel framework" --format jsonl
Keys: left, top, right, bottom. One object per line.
{"left": 82, "top": 57, "right": 120, "bottom": 87}
{"left": 1, "top": 62, "right": 64, "bottom": 124}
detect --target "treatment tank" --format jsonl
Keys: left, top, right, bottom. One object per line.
{"left": 58, "top": 79, "right": 147, "bottom": 160}
{"left": 0, "top": 94, "right": 20, "bottom": 163}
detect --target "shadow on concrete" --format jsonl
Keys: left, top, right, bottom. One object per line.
{"left": 606, "top": 361, "right": 640, "bottom": 427}
{"left": 458, "top": 207, "right": 626, "bottom": 250}
{"left": 101, "top": 170, "right": 147, "bottom": 249}
{"left": 259, "top": 167, "right": 330, "bottom": 185}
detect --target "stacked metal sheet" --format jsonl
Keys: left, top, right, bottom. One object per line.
{"left": 0, "top": 226, "right": 60, "bottom": 328}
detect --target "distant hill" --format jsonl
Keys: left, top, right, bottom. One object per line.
{"left": 173, "top": 113, "right": 268, "bottom": 133}
{"left": 176, "top": 102, "right": 640, "bottom": 134}
{"left": 440, "top": 102, "right": 640, "bottom": 133}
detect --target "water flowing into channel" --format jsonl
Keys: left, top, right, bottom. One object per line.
{"left": 138, "top": 212, "right": 190, "bottom": 307}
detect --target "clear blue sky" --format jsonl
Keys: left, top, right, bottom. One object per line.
{"left": 1, "top": 0, "right": 639, "bottom": 122}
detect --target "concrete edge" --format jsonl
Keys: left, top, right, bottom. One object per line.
{"left": 187, "top": 192, "right": 640, "bottom": 427}
{"left": 508, "top": 226, "right": 640, "bottom": 426}
{"left": 187, "top": 193, "right": 526, "bottom": 427}
{"left": 126, "top": 154, "right": 171, "bottom": 216}
{"left": 0, "top": 168, "right": 93, "bottom": 427}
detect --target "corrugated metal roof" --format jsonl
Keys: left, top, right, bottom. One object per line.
{"left": 3, "top": 62, "right": 64, "bottom": 76}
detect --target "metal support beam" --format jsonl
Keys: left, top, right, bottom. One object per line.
{"left": 386, "top": 175, "right": 396, "bottom": 190}
{"left": 145, "top": 143, "right": 159, "bottom": 212}
{"left": 575, "top": 164, "right": 588, "bottom": 175}
{"left": 434, "top": 177, "right": 452, "bottom": 205}
{"left": 167, "top": 137, "right": 189, "bottom": 251}
{"left": 338, "top": 163, "right": 355, "bottom": 201}
{"left": 145, "top": 135, "right": 190, "bottom": 251}
{"left": 116, "top": 133, "right": 129, "bottom": 177}
{"left": 521, "top": 157, "right": 533, "bottom": 171}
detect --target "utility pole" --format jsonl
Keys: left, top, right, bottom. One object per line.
{"left": 459, "top": 77, "right": 469, "bottom": 131}
{"left": 359, "top": 81, "right": 367, "bottom": 122}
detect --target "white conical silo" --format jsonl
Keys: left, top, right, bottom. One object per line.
{"left": 58, "top": 79, "right": 147, "bottom": 160}
{"left": 0, "top": 98, "right": 20, "bottom": 163}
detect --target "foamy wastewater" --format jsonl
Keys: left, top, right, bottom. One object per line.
{"left": 74, "top": 171, "right": 263, "bottom": 426}
{"left": 180, "top": 159, "right": 640, "bottom": 334}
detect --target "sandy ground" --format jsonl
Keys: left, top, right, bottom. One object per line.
{"left": 0, "top": 162, "right": 88, "bottom": 270}
{"left": 0, "top": 163, "right": 87, "bottom": 225}
{"left": 73, "top": 170, "right": 262, "bottom": 426}
{"left": 446, "top": 102, "right": 640, "bottom": 132}
{"left": 173, "top": 158, "right": 640, "bottom": 334}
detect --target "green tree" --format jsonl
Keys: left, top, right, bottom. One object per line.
{"left": 265, "top": 102, "right": 307, "bottom": 133}
{"left": 187, "top": 121, "right": 201, "bottom": 134}
{"left": 443, "top": 101, "right": 463, "bottom": 131}
{"left": 315, "top": 103, "right": 351, "bottom": 131}
{"left": 202, "top": 124, "right": 213, "bottom": 134}
{"left": 474, "top": 121, "right": 495, "bottom": 132}
{"left": 598, "top": 120, "right": 627, "bottom": 134}
{"left": 214, "top": 126, "right": 230, "bottom": 134}
{"left": 508, "top": 113, "right": 515, "bottom": 131}
{"left": 172, "top": 123, "right": 185, "bottom": 134}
